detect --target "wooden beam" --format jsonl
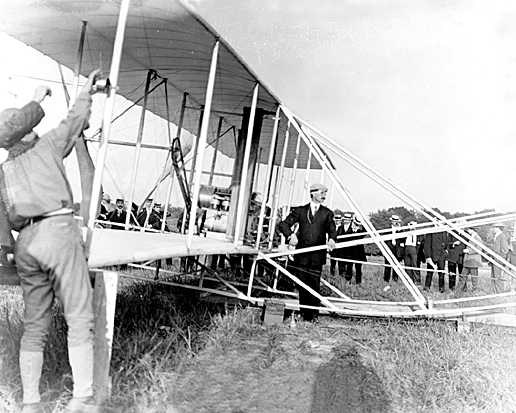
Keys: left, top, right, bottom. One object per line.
{"left": 92, "top": 270, "right": 119, "bottom": 404}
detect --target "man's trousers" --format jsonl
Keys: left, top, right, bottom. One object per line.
{"left": 404, "top": 245, "right": 420, "bottom": 283}
{"left": 338, "top": 261, "right": 362, "bottom": 284}
{"left": 424, "top": 257, "right": 446, "bottom": 292}
{"left": 447, "top": 262, "right": 463, "bottom": 290}
{"left": 289, "top": 262, "right": 322, "bottom": 321}
{"left": 15, "top": 215, "right": 93, "bottom": 352}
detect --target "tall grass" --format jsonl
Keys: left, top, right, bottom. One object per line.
{"left": 0, "top": 280, "right": 228, "bottom": 412}
{"left": 1, "top": 263, "right": 515, "bottom": 412}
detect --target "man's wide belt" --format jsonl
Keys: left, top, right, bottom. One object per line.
{"left": 26, "top": 212, "right": 73, "bottom": 227}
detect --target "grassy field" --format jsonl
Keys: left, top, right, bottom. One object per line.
{"left": 1, "top": 262, "right": 515, "bottom": 412}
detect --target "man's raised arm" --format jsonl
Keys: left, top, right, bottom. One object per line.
{"left": 48, "top": 69, "right": 101, "bottom": 157}
{"left": 0, "top": 86, "right": 50, "bottom": 147}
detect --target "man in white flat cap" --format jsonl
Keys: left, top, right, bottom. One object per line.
{"left": 278, "top": 183, "right": 336, "bottom": 321}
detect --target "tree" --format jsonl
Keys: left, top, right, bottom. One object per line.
{"left": 368, "top": 206, "right": 417, "bottom": 230}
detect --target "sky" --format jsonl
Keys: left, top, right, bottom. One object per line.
{"left": 190, "top": 0, "right": 516, "bottom": 214}
{"left": 1, "top": 0, "right": 516, "bottom": 215}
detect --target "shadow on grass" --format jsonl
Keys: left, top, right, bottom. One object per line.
{"left": 311, "top": 346, "right": 391, "bottom": 413}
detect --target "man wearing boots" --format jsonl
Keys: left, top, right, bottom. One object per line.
{"left": 0, "top": 70, "right": 101, "bottom": 412}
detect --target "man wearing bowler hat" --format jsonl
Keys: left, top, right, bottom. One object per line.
{"left": 0, "top": 70, "right": 102, "bottom": 412}
{"left": 278, "top": 183, "right": 336, "bottom": 321}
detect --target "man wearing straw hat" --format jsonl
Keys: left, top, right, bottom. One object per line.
{"left": 403, "top": 221, "right": 421, "bottom": 283}
{"left": 278, "top": 183, "right": 336, "bottom": 321}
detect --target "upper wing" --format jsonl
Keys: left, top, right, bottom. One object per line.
{"left": 0, "top": 0, "right": 319, "bottom": 169}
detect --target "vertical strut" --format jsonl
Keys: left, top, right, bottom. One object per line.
{"left": 124, "top": 69, "right": 155, "bottom": 229}
{"left": 87, "top": 0, "right": 130, "bottom": 251}
{"left": 247, "top": 106, "right": 281, "bottom": 297}
{"left": 187, "top": 41, "right": 219, "bottom": 248}
{"left": 234, "top": 83, "right": 259, "bottom": 246}
{"left": 208, "top": 116, "right": 223, "bottom": 186}
{"left": 268, "top": 121, "right": 291, "bottom": 249}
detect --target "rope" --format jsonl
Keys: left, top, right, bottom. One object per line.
{"left": 329, "top": 256, "right": 512, "bottom": 281}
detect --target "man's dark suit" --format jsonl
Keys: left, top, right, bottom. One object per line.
{"left": 106, "top": 209, "right": 127, "bottom": 230}
{"left": 278, "top": 203, "right": 336, "bottom": 321}
{"left": 423, "top": 231, "right": 448, "bottom": 291}
{"left": 384, "top": 230, "right": 405, "bottom": 282}
{"left": 137, "top": 209, "right": 163, "bottom": 230}
{"left": 335, "top": 225, "right": 367, "bottom": 284}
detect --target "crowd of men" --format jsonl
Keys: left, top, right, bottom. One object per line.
{"left": 274, "top": 184, "right": 514, "bottom": 321}
{"left": 0, "top": 76, "right": 514, "bottom": 410}
{"left": 97, "top": 195, "right": 169, "bottom": 231}
{"left": 96, "top": 181, "right": 513, "bottom": 320}
{"left": 329, "top": 212, "right": 513, "bottom": 295}
{"left": 94, "top": 183, "right": 513, "bottom": 302}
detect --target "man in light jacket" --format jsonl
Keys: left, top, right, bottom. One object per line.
{"left": 457, "top": 227, "right": 483, "bottom": 294}
{"left": 0, "top": 70, "right": 101, "bottom": 413}
{"left": 491, "top": 223, "right": 510, "bottom": 292}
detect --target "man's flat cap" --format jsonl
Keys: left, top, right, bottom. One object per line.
{"left": 310, "top": 183, "right": 328, "bottom": 193}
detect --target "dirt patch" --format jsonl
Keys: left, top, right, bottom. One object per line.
{"left": 170, "top": 320, "right": 391, "bottom": 413}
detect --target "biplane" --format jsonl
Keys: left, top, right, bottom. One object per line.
{"left": 1, "top": 0, "right": 516, "bottom": 402}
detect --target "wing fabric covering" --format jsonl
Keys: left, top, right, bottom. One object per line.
{"left": 0, "top": 0, "right": 319, "bottom": 169}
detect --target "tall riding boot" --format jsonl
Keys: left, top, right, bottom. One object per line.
{"left": 19, "top": 351, "right": 44, "bottom": 405}
{"left": 68, "top": 343, "right": 94, "bottom": 399}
